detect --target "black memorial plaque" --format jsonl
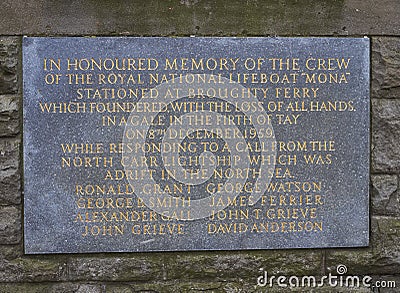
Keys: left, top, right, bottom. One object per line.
{"left": 23, "top": 37, "right": 370, "bottom": 253}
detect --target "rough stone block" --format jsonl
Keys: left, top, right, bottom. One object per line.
{"left": 0, "top": 284, "right": 48, "bottom": 293}
{"left": 372, "top": 99, "right": 400, "bottom": 172}
{"left": 0, "top": 255, "right": 67, "bottom": 282}
{"left": 0, "top": 283, "right": 102, "bottom": 293}
{"left": 106, "top": 281, "right": 374, "bottom": 292}
{"left": 67, "top": 255, "right": 163, "bottom": 281}
{"left": 165, "top": 251, "right": 323, "bottom": 281}
{"left": 0, "top": 205, "right": 21, "bottom": 244}
{"left": 326, "top": 217, "right": 400, "bottom": 276}
{"left": 0, "top": 168, "right": 20, "bottom": 205}
{"left": 49, "top": 284, "right": 103, "bottom": 293}
{"left": 0, "top": 244, "right": 23, "bottom": 260}
{"left": 372, "top": 37, "right": 400, "bottom": 99}
{"left": 1, "top": 1, "right": 400, "bottom": 36}
{"left": 0, "top": 137, "right": 19, "bottom": 168}
{"left": 0, "top": 137, "right": 21, "bottom": 205}
{"left": 371, "top": 175, "right": 399, "bottom": 216}
{"left": 106, "top": 282, "right": 226, "bottom": 293}
{"left": 0, "top": 95, "right": 19, "bottom": 136}
{"left": 0, "top": 37, "right": 19, "bottom": 95}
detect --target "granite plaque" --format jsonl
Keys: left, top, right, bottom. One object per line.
{"left": 23, "top": 37, "right": 370, "bottom": 253}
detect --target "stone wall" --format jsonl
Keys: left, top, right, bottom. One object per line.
{"left": 0, "top": 1, "right": 399, "bottom": 292}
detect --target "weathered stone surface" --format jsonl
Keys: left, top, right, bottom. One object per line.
{"left": 0, "top": 37, "right": 19, "bottom": 94}
{"left": 0, "top": 256, "right": 67, "bottom": 282}
{"left": 371, "top": 175, "right": 399, "bottom": 216}
{"left": 72, "top": 284, "right": 102, "bottom": 293}
{"left": 372, "top": 99, "right": 400, "bottom": 172}
{"left": 0, "top": 284, "right": 49, "bottom": 293}
{"left": 0, "top": 283, "right": 102, "bottom": 293}
{"left": 0, "top": 95, "right": 19, "bottom": 136}
{"left": 0, "top": 205, "right": 20, "bottom": 244}
{"left": 106, "top": 282, "right": 226, "bottom": 293}
{"left": 0, "top": 282, "right": 378, "bottom": 293}
{"left": 166, "top": 251, "right": 323, "bottom": 281}
{"left": 372, "top": 37, "right": 400, "bottom": 99}
{"left": 67, "top": 255, "right": 163, "bottom": 281}
{"left": 105, "top": 282, "right": 374, "bottom": 292}
{"left": 0, "top": 244, "right": 23, "bottom": 260}
{"left": 326, "top": 217, "right": 400, "bottom": 275}
{"left": 49, "top": 284, "right": 102, "bottom": 293}
{"left": 1, "top": 1, "right": 400, "bottom": 35}
{"left": 0, "top": 168, "right": 20, "bottom": 205}
{"left": 0, "top": 137, "right": 20, "bottom": 205}
{"left": 108, "top": 281, "right": 268, "bottom": 293}
{"left": 0, "top": 137, "right": 19, "bottom": 168}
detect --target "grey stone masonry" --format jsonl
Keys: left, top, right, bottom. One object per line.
{"left": 0, "top": 0, "right": 400, "bottom": 36}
